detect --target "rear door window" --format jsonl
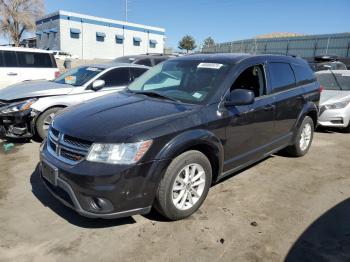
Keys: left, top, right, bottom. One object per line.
{"left": 269, "top": 62, "right": 296, "bottom": 92}
{"left": 3, "top": 51, "right": 18, "bottom": 67}
{"left": 17, "top": 52, "right": 55, "bottom": 68}
{"left": 0, "top": 51, "right": 4, "bottom": 67}
{"left": 98, "top": 68, "right": 131, "bottom": 88}
{"left": 130, "top": 67, "right": 148, "bottom": 80}
{"left": 135, "top": 59, "right": 152, "bottom": 67}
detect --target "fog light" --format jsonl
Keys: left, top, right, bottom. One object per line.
{"left": 87, "top": 197, "right": 113, "bottom": 213}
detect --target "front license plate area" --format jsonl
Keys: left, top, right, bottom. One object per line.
{"left": 42, "top": 161, "right": 58, "bottom": 186}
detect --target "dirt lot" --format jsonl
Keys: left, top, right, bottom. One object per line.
{"left": 0, "top": 130, "right": 349, "bottom": 262}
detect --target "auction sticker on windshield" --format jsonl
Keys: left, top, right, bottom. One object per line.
{"left": 86, "top": 67, "right": 103, "bottom": 72}
{"left": 65, "top": 75, "right": 76, "bottom": 85}
{"left": 197, "top": 63, "right": 224, "bottom": 69}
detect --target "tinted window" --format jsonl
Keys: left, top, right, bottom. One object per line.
{"left": 135, "top": 59, "right": 152, "bottom": 67}
{"left": 98, "top": 68, "right": 131, "bottom": 88}
{"left": 317, "top": 73, "right": 350, "bottom": 91}
{"left": 17, "top": 52, "right": 55, "bottom": 68}
{"left": 130, "top": 68, "right": 148, "bottom": 80}
{"left": 291, "top": 63, "right": 315, "bottom": 85}
{"left": 0, "top": 51, "right": 4, "bottom": 67}
{"left": 3, "top": 51, "right": 18, "bottom": 67}
{"left": 269, "top": 62, "right": 295, "bottom": 92}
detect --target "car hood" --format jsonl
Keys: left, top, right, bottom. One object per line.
{"left": 0, "top": 80, "right": 74, "bottom": 101}
{"left": 320, "top": 90, "right": 350, "bottom": 105}
{"left": 53, "top": 92, "right": 198, "bottom": 143}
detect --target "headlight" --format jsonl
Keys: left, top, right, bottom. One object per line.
{"left": 0, "top": 99, "right": 37, "bottom": 114}
{"left": 87, "top": 140, "right": 153, "bottom": 164}
{"left": 324, "top": 100, "right": 350, "bottom": 110}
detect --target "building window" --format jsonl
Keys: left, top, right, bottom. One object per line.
{"left": 36, "top": 32, "right": 42, "bottom": 40}
{"left": 149, "top": 39, "right": 157, "bottom": 48}
{"left": 96, "top": 32, "right": 106, "bottom": 42}
{"left": 133, "top": 37, "right": 142, "bottom": 46}
{"left": 70, "top": 28, "right": 81, "bottom": 39}
{"left": 116, "top": 35, "right": 124, "bottom": 44}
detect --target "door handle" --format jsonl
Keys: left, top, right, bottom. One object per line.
{"left": 264, "top": 104, "right": 275, "bottom": 111}
{"left": 7, "top": 72, "right": 18, "bottom": 76}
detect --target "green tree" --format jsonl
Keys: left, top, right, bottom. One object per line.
{"left": 178, "top": 35, "right": 197, "bottom": 53}
{"left": 203, "top": 37, "right": 215, "bottom": 48}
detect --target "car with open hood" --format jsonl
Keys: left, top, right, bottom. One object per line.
{"left": 0, "top": 63, "right": 149, "bottom": 140}
{"left": 316, "top": 70, "right": 350, "bottom": 132}
{"left": 39, "top": 53, "right": 320, "bottom": 221}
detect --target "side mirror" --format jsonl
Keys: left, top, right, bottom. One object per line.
{"left": 224, "top": 89, "right": 255, "bottom": 106}
{"left": 91, "top": 80, "right": 105, "bottom": 91}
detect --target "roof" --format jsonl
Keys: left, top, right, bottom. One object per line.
{"left": 0, "top": 46, "right": 53, "bottom": 53}
{"left": 173, "top": 53, "right": 305, "bottom": 65}
{"left": 36, "top": 10, "right": 165, "bottom": 35}
{"left": 78, "top": 63, "right": 150, "bottom": 70}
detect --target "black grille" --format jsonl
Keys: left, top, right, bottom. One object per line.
{"left": 60, "top": 148, "right": 85, "bottom": 162}
{"left": 64, "top": 135, "right": 92, "bottom": 149}
{"left": 49, "top": 139, "right": 57, "bottom": 152}
{"left": 51, "top": 127, "right": 59, "bottom": 139}
{"left": 48, "top": 128, "right": 92, "bottom": 164}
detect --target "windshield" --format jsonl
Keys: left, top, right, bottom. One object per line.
{"left": 54, "top": 66, "right": 104, "bottom": 86}
{"left": 317, "top": 72, "right": 350, "bottom": 91}
{"left": 127, "top": 60, "right": 231, "bottom": 104}
{"left": 113, "top": 56, "right": 135, "bottom": 63}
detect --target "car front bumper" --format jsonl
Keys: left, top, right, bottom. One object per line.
{"left": 318, "top": 105, "right": 350, "bottom": 128}
{"left": 40, "top": 141, "right": 171, "bottom": 219}
{"left": 0, "top": 109, "right": 36, "bottom": 139}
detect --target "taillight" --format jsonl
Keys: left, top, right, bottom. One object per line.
{"left": 54, "top": 71, "right": 60, "bottom": 78}
{"left": 319, "top": 85, "right": 324, "bottom": 93}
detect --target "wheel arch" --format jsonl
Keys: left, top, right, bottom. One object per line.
{"left": 156, "top": 129, "right": 224, "bottom": 184}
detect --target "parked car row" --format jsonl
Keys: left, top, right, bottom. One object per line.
{"left": 0, "top": 63, "right": 149, "bottom": 139}
{"left": 0, "top": 52, "right": 346, "bottom": 221}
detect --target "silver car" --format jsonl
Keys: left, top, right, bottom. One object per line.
{"left": 0, "top": 63, "right": 149, "bottom": 139}
{"left": 316, "top": 70, "right": 350, "bottom": 132}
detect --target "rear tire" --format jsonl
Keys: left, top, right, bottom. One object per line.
{"left": 35, "top": 107, "right": 63, "bottom": 140}
{"left": 155, "top": 150, "right": 212, "bottom": 221}
{"left": 286, "top": 116, "right": 314, "bottom": 157}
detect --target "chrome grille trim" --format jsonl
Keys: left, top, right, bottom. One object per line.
{"left": 47, "top": 129, "right": 92, "bottom": 165}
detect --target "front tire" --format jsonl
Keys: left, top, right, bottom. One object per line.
{"left": 155, "top": 150, "right": 212, "bottom": 220}
{"left": 286, "top": 116, "right": 314, "bottom": 157}
{"left": 35, "top": 107, "right": 63, "bottom": 140}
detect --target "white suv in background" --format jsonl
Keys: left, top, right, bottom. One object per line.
{"left": 0, "top": 47, "right": 60, "bottom": 89}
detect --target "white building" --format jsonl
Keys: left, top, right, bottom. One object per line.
{"left": 36, "top": 10, "right": 165, "bottom": 59}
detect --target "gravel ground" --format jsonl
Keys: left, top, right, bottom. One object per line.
{"left": 0, "top": 130, "right": 349, "bottom": 262}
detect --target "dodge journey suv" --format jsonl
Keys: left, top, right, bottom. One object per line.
{"left": 40, "top": 54, "right": 320, "bottom": 221}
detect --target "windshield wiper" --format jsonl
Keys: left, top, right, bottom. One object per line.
{"left": 134, "top": 91, "right": 181, "bottom": 103}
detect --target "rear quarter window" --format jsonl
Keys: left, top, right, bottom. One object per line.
{"left": 269, "top": 62, "right": 296, "bottom": 92}
{"left": 17, "top": 52, "right": 56, "bottom": 68}
{"left": 291, "top": 63, "right": 316, "bottom": 86}
{"left": 2, "top": 51, "right": 18, "bottom": 67}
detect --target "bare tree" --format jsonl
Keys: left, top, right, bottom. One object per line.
{"left": 0, "top": 0, "right": 44, "bottom": 46}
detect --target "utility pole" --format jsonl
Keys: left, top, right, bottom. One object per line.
{"left": 125, "top": 0, "right": 128, "bottom": 22}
